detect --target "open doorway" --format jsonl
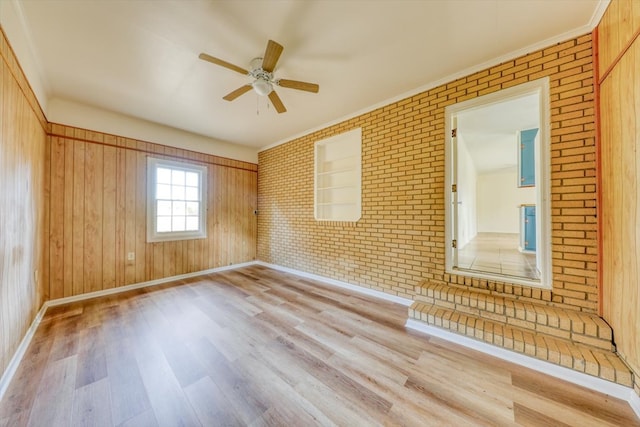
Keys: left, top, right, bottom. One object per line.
{"left": 445, "top": 78, "right": 551, "bottom": 288}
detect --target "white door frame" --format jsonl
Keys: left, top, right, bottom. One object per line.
{"left": 444, "top": 77, "right": 552, "bottom": 289}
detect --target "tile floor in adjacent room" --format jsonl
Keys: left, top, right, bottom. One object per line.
{"left": 456, "top": 233, "right": 540, "bottom": 280}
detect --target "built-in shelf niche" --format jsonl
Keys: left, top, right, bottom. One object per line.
{"left": 314, "top": 128, "right": 362, "bottom": 222}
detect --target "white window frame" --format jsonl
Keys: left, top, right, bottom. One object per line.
{"left": 147, "top": 157, "right": 207, "bottom": 243}
{"left": 314, "top": 128, "right": 362, "bottom": 222}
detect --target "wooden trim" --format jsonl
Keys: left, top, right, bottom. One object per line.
{"left": 48, "top": 130, "right": 257, "bottom": 173}
{"left": 593, "top": 27, "right": 604, "bottom": 316}
{"left": 599, "top": 25, "right": 640, "bottom": 84}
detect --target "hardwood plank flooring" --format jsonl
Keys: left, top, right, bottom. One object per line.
{"left": 0, "top": 265, "right": 638, "bottom": 426}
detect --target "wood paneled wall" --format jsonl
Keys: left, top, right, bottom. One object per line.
{"left": 45, "top": 124, "right": 258, "bottom": 300}
{"left": 0, "top": 27, "right": 47, "bottom": 380}
{"left": 598, "top": 0, "right": 640, "bottom": 393}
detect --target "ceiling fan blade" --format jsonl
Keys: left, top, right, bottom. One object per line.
{"left": 268, "top": 91, "right": 287, "bottom": 113}
{"left": 262, "top": 40, "right": 283, "bottom": 73}
{"left": 223, "top": 85, "right": 253, "bottom": 101}
{"left": 199, "top": 53, "right": 249, "bottom": 75}
{"left": 277, "top": 79, "right": 319, "bottom": 93}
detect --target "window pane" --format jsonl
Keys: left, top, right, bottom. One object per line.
{"left": 186, "top": 172, "right": 199, "bottom": 187}
{"left": 173, "top": 201, "right": 186, "bottom": 216}
{"left": 157, "top": 168, "right": 171, "bottom": 184}
{"left": 185, "top": 186, "right": 199, "bottom": 201}
{"left": 148, "top": 158, "right": 207, "bottom": 242}
{"left": 186, "top": 216, "right": 199, "bottom": 231}
{"left": 157, "top": 200, "right": 171, "bottom": 216}
{"left": 157, "top": 216, "right": 171, "bottom": 232}
{"left": 172, "top": 185, "right": 185, "bottom": 200}
{"left": 172, "top": 170, "right": 185, "bottom": 185}
{"left": 157, "top": 184, "right": 171, "bottom": 200}
{"left": 172, "top": 216, "right": 185, "bottom": 231}
{"left": 186, "top": 201, "right": 199, "bottom": 216}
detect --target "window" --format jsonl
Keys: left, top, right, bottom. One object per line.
{"left": 314, "top": 128, "right": 362, "bottom": 222}
{"left": 147, "top": 157, "right": 207, "bottom": 242}
{"left": 445, "top": 78, "right": 551, "bottom": 288}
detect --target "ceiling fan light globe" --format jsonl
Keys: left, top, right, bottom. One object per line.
{"left": 252, "top": 79, "right": 273, "bottom": 96}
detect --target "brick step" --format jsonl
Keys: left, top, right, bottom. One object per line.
{"left": 415, "top": 281, "right": 614, "bottom": 351}
{"left": 409, "top": 301, "right": 633, "bottom": 387}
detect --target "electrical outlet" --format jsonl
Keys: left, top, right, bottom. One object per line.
{"left": 127, "top": 252, "right": 135, "bottom": 261}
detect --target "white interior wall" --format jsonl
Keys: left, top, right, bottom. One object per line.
{"left": 477, "top": 168, "right": 536, "bottom": 233}
{"left": 456, "top": 135, "right": 478, "bottom": 247}
{"left": 47, "top": 98, "right": 258, "bottom": 163}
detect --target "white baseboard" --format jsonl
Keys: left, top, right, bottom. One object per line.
{"left": 0, "top": 303, "right": 47, "bottom": 401}
{"left": 254, "top": 261, "right": 413, "bottom": 306}
{"left": 630, "top": 389, "right": 640, "bottom": 420}
{"left": 406, "top": 319, "right": 640, "bottom": 418}
{"left": 45, "top": 261, "right": 257, "bottom": 307}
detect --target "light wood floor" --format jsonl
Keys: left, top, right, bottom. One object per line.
{"left": 1, "top": 265, "right": 637, "bottom": 426}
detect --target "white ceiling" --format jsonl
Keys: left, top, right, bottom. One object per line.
{"left": 14, "top": 0, "right": 603, "bottom": 150}
{"left": 458, "top": 93, "right": 540, "bottom": 173}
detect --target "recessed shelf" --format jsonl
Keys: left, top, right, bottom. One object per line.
{"left": 314, "top": 128, "right": 362, "bottom": 222}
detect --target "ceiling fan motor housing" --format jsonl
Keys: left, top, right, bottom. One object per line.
{"left": 249, "top": 58, "right": 275, "bottom": 96}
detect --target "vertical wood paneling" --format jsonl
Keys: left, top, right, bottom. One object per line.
{"left": 0, "top": 27, "right": 47, "bottom": 381}
{"left": 63, "top": 138, "right": 74, "bottom": 297}
{"left": 84, "top": 143, "right": 103, "bottom": 293}
{"left": 115, "top": 140, "right": 126, "bottom": 287}
{"left": 207, "top": 168, "right": 222, "bottom": 265}
{"left": 49, "top": 137, "right": 65, "bottom": 299}
{"left": 43, "top": 125, "right": 257, "bottom": 300}
{"left": 72, "top": 142, "right": 85, "bottom": 295}
{"left": 103, "top": 145, "right": 116, "bottom": 290}
{"left": 42, "top": 132, "right": 51, "bottom": 303}
{"left": 599, "top": 0, "right": 640, "bottom": 388}
{"left": 598, "top": 0, "right": 640, "bottom": 77}
{"left": 135, "top": 150, "right": 147, "bottom": 283}
{"left": 218, "top": 166, "right": 230, "bottom": 267}
{"left": 164, "top": 241, "right": 176, "bottom": 278}
{"left": 124, "top": 148, "right": 136, "bottom": 285}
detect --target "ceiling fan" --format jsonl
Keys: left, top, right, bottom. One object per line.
{"left": 199, "top": 40, "right": 319, "bottom": 114}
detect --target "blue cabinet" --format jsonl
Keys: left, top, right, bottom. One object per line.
{"left": 519, "top": 128, "right": 538, "bottom": 187}
{"left": 520, "top": 205, "right": 536, "bottom": 252}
